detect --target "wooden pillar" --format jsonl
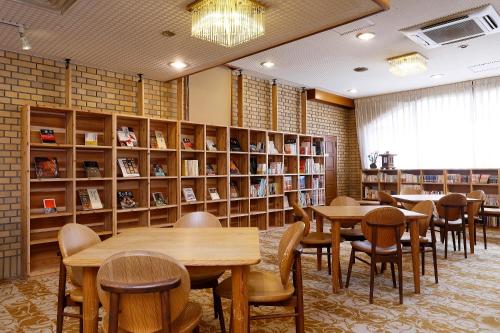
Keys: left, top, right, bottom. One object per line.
{"left": 177, "top": 77, "right": 185, "bottom": 121}
{"left": 237, "top": 70, "right": 243, "bottom": 127}
{"left": 64, "top": 59, "right": 72, "bottom": 108}
{"left": 137, "top": 74, "right": 145, "bottom": 116}
{"left": 300, "top": 88, "right": 307, "bottom": 134}
{"left": 271, "top": 79, "right": 278, "bottom": 131}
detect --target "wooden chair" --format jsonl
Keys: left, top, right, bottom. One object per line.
{"left": 174, "top": 212, "right": 226, "bottom": 332}
{"left": 401, "top": 200, "right": 438, "bottom": 283}
{"left": 292, "top": 202, "right": 333, "bottom": 275}
{"left": 345, "top": 207, "right": 405, "bottom": 304}
{"left": 466, "top": 190, "right": 487, "bottom": 249}
{"left": 216, "top": 222, "right": 306, "bottom": 332}
{"left": 399, "top": 187, "right": 424, "bottom": 210}
{"left": 330, "top": 196, "right": 365, "bottom": 242}
{"left": 57, "top": 223, "right": 102, "bottom": 333}
{"left": 434, "top": 193, "right": 468, "bottom": 259}
{"left": 97, "top": 250, "right": 202, "bottom": 333}
{"left": 377, "top": 191, "right": 398, "bottom": 207}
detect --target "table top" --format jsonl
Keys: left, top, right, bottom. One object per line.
{"left": 312, "top": 205, "right": 426, "bottom": 220}
{"left": 392, "top": 194, "right": 481, "bottom": 204}
{"left": 64, "top": 227, "right": 262, "bottom": 268}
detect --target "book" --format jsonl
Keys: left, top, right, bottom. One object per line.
{"left": 154, "top": 131, "right": 167, "bottom": 149}
{"left": 479, "top": 174, "right": 490, "bottom": 184}
{"left": 34, "top": 157, "right": 59, "bottom": 178}
{"left": 117, "top": 158, "right": 140, "bottom": 177}
{"left": 250, "top": 142, "right": 265, "bottom": 153}
{"left": 78, "top": 189, "right": 92, "bottom": 210}
{"left": 230, "top": 160, "right": 240, "bottom": 175}
{"left": 206, "top": 163, "right": 217, "bottom": 176}
{"left": 206, "top": 138, "right": 217, "bottom": 151}
{"left": 85, "top": 132, "right": 98, "bottom": 146}
{"left": 182, "top": 137, "right": 194, "bottom": 150}
{"left": 283, "top": 195, "right": 290, "bottom": 208}
{"left": 250, "top": 178, "right": 267, "bottom": 198}
{"left": 182, "top": 188, "right": 197, "bottom": 202}
{"left": 268, "top": 141, "right": 279, "bottom": 154}
{"left": 151, "top": 163, "right": 166, "bottom": 176}
{"left": 182, "top": 160, "right": 199, "bottom": 176}
{"left": 284, "top": 176, "right": 293, "bottom": 191}
{"left": 152, "top": 192, "right": 167, "bottom": 206}
{"left": 230, "top": 181, "right": 240, "bottom": 198}
{"left": 79, "top": 189, "right": 103, "bottom": 210}
{"left": 208, "top": 187, "right": 221, "bottom": 200}
{"left": 43, "top": 198, "right": 57, "bottom": 214}
{"left": 284, "top": 138, "right": 297, "bottom": 154}
{"left": 117, "top": 191, "right": 137, "bottom": 209}
{"left": 83, "top": 161, "right": 101, "bottom": 178}
{"left": 40, "top": 129, "right": 56, "bottom": 143}
{"left": 117, "top": 127, "right": 138, "bottom": 147}
{"left": 230, "top": 138, "right": 242, "bottom": 151}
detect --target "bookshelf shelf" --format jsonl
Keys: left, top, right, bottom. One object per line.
{"left": 22, "top": 105, "right": 326, "bottom": 276}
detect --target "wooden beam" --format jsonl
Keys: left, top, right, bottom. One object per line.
{"left": 300, "top": 89, "right": 307, "bottom": 134}
{"left": 271, "top": 80, "right": 278, "bottom": 131}
{"left": 306, "top": 89, "right": 355, "bottom": 109}
{"left": 64, "top": 59, "right": 72, "bottom": 108}
{"left": 137, "top": 74, "right": 145, "bottom": 116}
{"left": 176, "top": 77, "right": 185, "bottom": 121}
{"left": 237, "top": 72, "right": 244, "bottom": 127}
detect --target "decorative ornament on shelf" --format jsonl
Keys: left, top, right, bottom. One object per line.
{"left": 368, "top": 151, "right": 379, "bottom": 169}
{"left": 380, "top": 151, "right": 397, "bottom": 169}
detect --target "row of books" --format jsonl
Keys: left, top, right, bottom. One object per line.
{"left": 250, "top": 142, "right": 265, "bottom": 153}
{"left": 269, "top": 182, "right": 281, "bottom": 195}
{"left": 312, "top": 176, "right": 324, "bottom": 189}
{"left": 364, "top": 187, "right": 378, "bottom": 199}
{"left": 447, "top": 174, "right": 470, "bottom": 184}
{"left": 362, "top": 174, "right": 379, "bottom": 182}
{"left": 311, "top": 189, "right": 325, "bottom": 206}
{"left": 423, "top": 175, "right": 444, "bottom": 183}
{"left": 485, "top": 194, "right": 499, "bottom": 206}
{"left": 250, "top": 179, "right": 267, "bottom": 198}
{"left": 472, "top": 174, "right": 498, "bottom": 184}
{"left": 379, "top": 173, "right": 398, "bottom": 183}
{"left": 300, "top": 159, "right": 324, "bottom": 174}
{"left": 401, "top": 173, "right": 420, "bottom": 183}
{"left": 38, "top": 128, "right": 99, "bottom": 146}
{"left": 284, "top": 176, "right": 293, "bottom": 191}
{"left": 182, "top": 160, "right": 199, "bottom": 177}
{"left": 268, "top": 162, "right": 284, "bottom": 175}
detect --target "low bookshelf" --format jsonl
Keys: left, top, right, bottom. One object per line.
{"left": 22, "top": 105, "right": 326, "bottom": 276}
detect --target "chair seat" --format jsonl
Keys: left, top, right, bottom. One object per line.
{"left": 69, "top": 288, "right": 83, "bottom": 303}
{"left": 352, "top": 240, "right": 398, "bottom": 255}
{"left": 400, "top": 232, "right": 430, "bottom": 244}
{"left": 340, "top": 228, "right": 365, "bottom": 241}
{"left": 187, "top": 266, "right": 225, "bottom": 285}
{"left": 102, "top": 302, "right": 202, "bottom": 333}
{"left": 435, "top": 218, "right": 463, "bottom": 226}
{"left": 217, "top": 271, "right": 294, "bottom": 303}
{"left": 301, "top": 231, "right": 331, "bottom": 246}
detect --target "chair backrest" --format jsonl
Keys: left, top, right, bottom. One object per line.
{"left": 173, "top": 211, "right": 222, "bottom": 228}
{"left": 377, "top": 191, "right": 398, "bottom": 207}
{"left": 467, "top": 190, "right": 486, "bottom": 217}
{"left": 411, "top": 200, "right": 435, "bottom": 236}
{"left": 97, "top": 251, "right": 190, "bottom": 333}
{"left": 400, "top": 187, "right": 423, "bottom": 195}
{"left": 58, "top": 223, "right": 101, "bottom": 286}
{"left": 277, "top": 222, "right": 305, "bottom": 286}
{"left": 437, "top": 193, "right": 467, "bottom": 221}
{"left": 329, "top": 196, "right": 360, "bottom": 206}
{"left": 291, "top": 202, "right": 310, "bottom": 236}
{"left": 361, "top": 207, "right": 405, "bottom": 248}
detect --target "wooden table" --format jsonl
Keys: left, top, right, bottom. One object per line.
{"left": 312, "top": 205, "right": 427, "bottom": 294}
{"left": 64, "top": 227, "right": 261, "bottom": 333}
{"left": 393, "top": 194, "right": 481, "bottom": 254}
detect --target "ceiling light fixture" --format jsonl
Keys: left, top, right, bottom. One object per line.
{"left": 261, "top": 61, "right": 275, "bottom": 68}
{"left": 387, "top": 52, "right": 428, "bottom": 77}
{"left": 18, "top": 26, "right": 31, "bottom": 51}
{"left": 347, "top": 88, "right": 358, "bottom": 93}
{"left": 169, "top": 61, "right": 189, "bottom": 69}
{"left": 188, "top": 0, "right": 266, "bottom": 47}
{"left": 430, "top": 74, "right": 444, "bottom": 79}
{"left": 356, "top": 32, "right": 375, "bottom": 40}
{"left": 354, "top": 67, "right": 368, "bottom": 72}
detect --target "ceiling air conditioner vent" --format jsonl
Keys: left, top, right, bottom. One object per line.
{"left": 401, "top": 5, "right": 500, "bottom": 48}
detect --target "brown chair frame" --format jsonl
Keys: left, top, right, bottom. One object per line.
{"left": 436, "top": 195, "right": 468, "bottom": 259}
{"left": 378, "top": 191, "right": 398, "bottom": 207}
{"left": 467, "top": 191, "right": 488, "bottom": 249}
{"left": 56, "top": 251, "right": 83, "bottom": 333}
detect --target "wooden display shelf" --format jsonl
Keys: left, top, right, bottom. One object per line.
{"left": 75, "top": 145, "right": 113, "bottom": 150}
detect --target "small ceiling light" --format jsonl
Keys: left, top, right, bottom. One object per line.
{"left": 356, "top": 32, "right": 375, "bottom": 41}
{"left": 459, "top": 44, "right": 469, "bottom": 49}
{"left": 347, "top": 88, "right": 358, "bottom": 94}
{"left": 431, "top": 74, "right": 444, "bottom": 79}
{"left": 387, "top": 52, "right": 428, "bottom": 77}
{"left": 161, "top": 30, "right": 176, "bottom": 38}
{"left": 261, "top": 61, "right": 275, "bottom": 68}
{"left": 18, "top": 26, "right": 31, "bottom": 51}
{"left": 169, "top": 61, "right": 188, "bottom": 69}
{"left": 354, "top": 67, "right": 368, "bottom": 72}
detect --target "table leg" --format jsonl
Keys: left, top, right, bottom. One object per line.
{"left": 316, "top": 215, "right": 324, "bottom": 271}
{"left": 409, "top": 221, "right": 421, "bottom": 294}
{"left": 231, "top": 266, "right": 249, "bottom": 333}
{"left": 331, "top": 220, "right": 341, "bottom": 293}
{"left": 82, "top": 267, "right": 99, "bottom": 333}
{"left": 467, "top": 202, "right": 475, "bottom": 254}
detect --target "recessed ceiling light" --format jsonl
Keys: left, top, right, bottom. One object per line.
{"left": 354, "top": 67, "right": 368, "bottom": 72}
{"left": 459, "top": 44, "right": 469, "bottom": 49}
{"left": 169, "top": 61, "right": 188, "bottom": 69}
{"left": 347, "top": 88, "right": 358, "bottom": 94}
{"left": 431, "top": 74, "right": 444, "bottom": 79}
{"left": 161, "top": 30, "right": 176, "bottom": 37}
{"left": 356, "top": 32, "right": 375, "bottom": 41}
{"left": 261, "top": 61, "right": 275, "bottom": 68}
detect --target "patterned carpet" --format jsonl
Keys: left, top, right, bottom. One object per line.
{"left": 1, "top": 227, "right": 500, "bottom": 332}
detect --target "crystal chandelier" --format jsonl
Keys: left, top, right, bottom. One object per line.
{"left": 189, "top": 0, "right": 265, "bottom": 48}
{"left": 387, "top": 52, "right": 428, "bottom": 77}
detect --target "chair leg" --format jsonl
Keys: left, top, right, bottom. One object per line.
{"left": 56, "top": 258, "right": 67, "bottom": 333}
{"left": 421, "top": 248, "right": 425, "bottom": 276}
{"left": 390, "top": 262, "right": 396, "bottom": 288}
{"left": 212, "top": 287, "right": 218, "bottom": 319}
{"left": 439, "top": 228, "right": 444, "bottom": 243}
{"left": 79, "top": 304, "right": 83, "bottom": 333}
{"left": 326, "top": 246, "right": 331, "bottom": 276}
{"left": 338, "top": 261, "right": 343, "bottom": 289}
{"left": 451, "top": 231, "right": 456, "bottom": 251}
{"left": 462, "top": 223, "right": 467, "bottom": 259}
{"left": 444, "top": 225, "right": 448, "bottom": 259}
{"left": 457, "top": 231, "right": 461, "bottom": 251}
{"left": 213, "top": 288, "right": 226, "bottom": 333}
{"left": 193, "top": 327, "right": 200, "bottom": 333}
{"left": 369, "top": 255, "right": 376, "bottom": 304}
{"left": 431, "top": 243, "right": 438, "bottom": 284}
{"left": 397, "top": 255, "right": 403, "bottom": 305}
{"left": 316, "top": 248, "right": 322, "bottom": 271}
{"left": 474, "top": 222, "right": 477, "bottom": 245}
{"left": 345, "top": 248, "right": 355, "bottom": 288}
{"left": 483, "top": 222, "right": 487, "bottom": 249}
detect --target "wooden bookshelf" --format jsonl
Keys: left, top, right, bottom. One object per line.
{"left": 361, "top": 169, "right": 500, "bottom": 207}
{"left": 22, "top": 105, "right": 326, "bottom": 276}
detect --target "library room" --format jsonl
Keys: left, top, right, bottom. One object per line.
{"left": 0, "top": 0, "right": 499, "bottom": 332}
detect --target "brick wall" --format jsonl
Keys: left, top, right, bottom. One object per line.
{"left": 0, "top": 50, "right": 177, "bottom": 279}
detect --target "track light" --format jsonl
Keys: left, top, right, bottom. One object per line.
{"left": 18, "top": 26, "right": 31, "bottom": 51}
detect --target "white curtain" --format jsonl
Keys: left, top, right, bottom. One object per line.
{"left": 355, "top": 77, "right": 500, "bottom": 169}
